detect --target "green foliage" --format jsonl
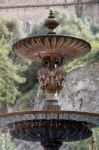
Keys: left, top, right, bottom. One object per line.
{"left": 65, "top": 50, "right": 99, "bottom": 72}
{"left": 54, "top": 10, "right": 67, "bottom": 25}
{"left": 0, "top": 135, "right": 16, "bottom": 150}
{"left": 19, "top": 90, "right": 33, "bottom": 110}
{"left": 69, "top": 129, "right": 99, "bottom": 150}
{"left": 56, "top": 12, "right": 94, "bottom": 41}
{"left": 95, "top": 33, "right": 99, "bottom": 40}
{"left": 70, "top": 139, "right": 90, "bottom": 150}
{"left": 91, "top": 40, "right": 99, "bottom": 50}
{"left": 0, "top": 19, "right": 24, "bottom": 53}
{"left": 0, "top": 53, "right": 25, "bottom": 104}
{"left": 29, "top": 21, "right": 48, "bottom": 36}
{"left": 19, "top": 61, "right": 40, "bottom": 92}
{"left": 91, "top": 23, "right": 99, "bottom": 34}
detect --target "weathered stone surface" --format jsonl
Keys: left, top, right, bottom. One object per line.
{"left": 15, "top": 140, "right": 44, "bottom": 150}
{"left": 59, "top": 62, "right": 99, "bottom": 113}
{"left": 15, "top": 141, "right": 70, "bottom": 150}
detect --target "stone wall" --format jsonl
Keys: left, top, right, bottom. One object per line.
{"left": 59, "top": 62, "right": 99, "bottom": 113}
{"left": 0, "top": 0, "right": 99, "bottom": 24}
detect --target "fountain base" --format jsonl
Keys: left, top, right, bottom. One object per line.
{"left": 41, "top": 141, "right": 62, "bottom": 150}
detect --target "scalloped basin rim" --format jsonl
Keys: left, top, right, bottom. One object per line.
{"left": 12, "top": 34, "right": 91, "bottom": 48}
{"left": 0, "top": 110, "right": 99, "bottom": 129}
{"left": 0, "top": 110, "right": 99, "bottom": 117}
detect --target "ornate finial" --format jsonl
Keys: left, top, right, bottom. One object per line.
{"left": 48, "top": 8, "right": 55, "bottom": 18}
{"left": 44, "top": 8, "right": 59, "bottom": 34}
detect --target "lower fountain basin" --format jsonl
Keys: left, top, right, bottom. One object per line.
{"left": 0, "top": 111, "right": 99, "bottom": 142}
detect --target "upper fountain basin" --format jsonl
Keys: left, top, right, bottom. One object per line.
{"left": 12, "top": 34, "right": 91, "bottom": 62}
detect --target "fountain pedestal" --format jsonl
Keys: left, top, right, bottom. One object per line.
{"left": 43, "top": 99, "right": 60, "bottom": 110}
{"left": 41, "top": 141, "right": 62, "bottom": 150}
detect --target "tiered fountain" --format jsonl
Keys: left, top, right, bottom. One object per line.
{"left": 0, "top": 9, "right": 99, "bottom": 150}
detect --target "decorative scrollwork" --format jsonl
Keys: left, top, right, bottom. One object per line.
{"left": 38, "top": 67, "right": 66, "bottom": 93}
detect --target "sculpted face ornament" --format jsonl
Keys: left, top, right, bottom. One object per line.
{"left": 0, "top": 9, "right": 98, "bottom": 150}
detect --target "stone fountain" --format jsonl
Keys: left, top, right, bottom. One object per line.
{"left": 0, "top": 9, "right": 99, "bottom": 150}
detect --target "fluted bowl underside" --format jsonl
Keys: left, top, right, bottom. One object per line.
{"left": 13, "top": 35, "right": 91, "bottom": 61}
{"left": 9, "top": 120, "right": 92, "bottom": 142}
